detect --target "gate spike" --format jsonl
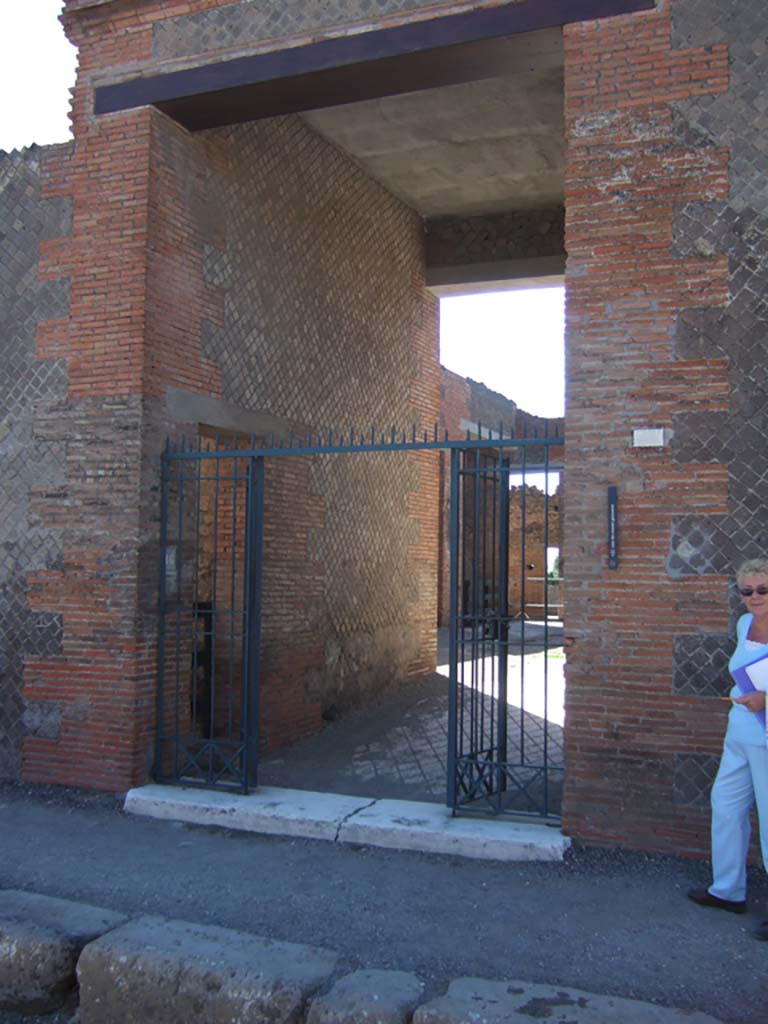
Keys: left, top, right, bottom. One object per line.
{"left": 268, "top": 432, "right": 274, "bottom": 449}
{"left": 328, "top": 427, "right": 333, "bottom": 447}
{"left": 390, "top": 424, "right": 396, "bottom": 445}
{"left": 434, "top": 422, "right": 438, "bottom": 442}
{"left": 412, "top": 424, "right": 416, "bottom": 444}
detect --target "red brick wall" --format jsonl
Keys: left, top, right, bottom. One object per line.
{"left": 562, "top": 0, "right": 732, "bottom": 854}
{"left": 24, "top": 1, "right": 159, "bottom": 786}
{"left": 25, "top": 2, "right": 440, "bottom": 786}
{"left": 148, "top": 112, "right": 439, "bottom": 747}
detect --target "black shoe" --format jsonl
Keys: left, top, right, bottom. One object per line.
{"left": 755, "top": 920, "right": 768, "bottom": 941}
{"left": 687, "top": 886, "right": 747, "bottom": 914}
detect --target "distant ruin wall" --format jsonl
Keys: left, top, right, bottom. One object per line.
{"left": 437, "top": 367, "right": 562, "bottom": 628}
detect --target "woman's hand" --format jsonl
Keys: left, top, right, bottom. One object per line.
{"left": 732, "top": 691, "right": 767, "bottom": 713}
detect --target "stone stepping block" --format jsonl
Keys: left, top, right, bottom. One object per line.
{"left": 77, "top": 914, "right": 338, "bottom": 1024}
{"left": 307, "top": 968, "right": 424, "bottom": 1024}
{"left": 413, "top": 978, "right": 724, "bottom": 1024}
{"left": 0, "top": 889, "right": 127, "bottom": 1013}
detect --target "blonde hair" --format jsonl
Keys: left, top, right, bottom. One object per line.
{"left": 736, "top": 559, "right": 768, "bottom": 586}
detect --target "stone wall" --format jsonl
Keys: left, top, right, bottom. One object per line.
{"left": 426, "top": 207, "right": 564, "bottom": 270}
{"left": 0, "top": 146, "right": 71, "bottom": 781}
{"left": 150, "top": 0, "right": 527, "bottom": 62}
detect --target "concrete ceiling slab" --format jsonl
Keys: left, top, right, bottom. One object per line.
{"left": 302, "top": 28, "right": 564, "bottom": 219}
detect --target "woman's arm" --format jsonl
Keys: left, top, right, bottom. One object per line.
{"left": 732, "top": 691, "right": 767, "bottom": 712}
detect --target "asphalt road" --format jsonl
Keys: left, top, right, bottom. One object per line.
{"left": 1, "top": 782, "right": 767, "bottom": 1023}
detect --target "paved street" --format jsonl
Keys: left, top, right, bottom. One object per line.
{"left": 1, "top": 781, "right": 766, "bottom": 1024}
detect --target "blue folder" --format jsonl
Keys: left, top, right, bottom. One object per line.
{"left": 731, "top": 649, "right": 768, "bottom": 731}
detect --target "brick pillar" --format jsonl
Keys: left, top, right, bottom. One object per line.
{"left": 561, "top": 0, "right": 733, "bottom": 852}
{"left": 20, "top": 2, "right": 160, "bottom": 788}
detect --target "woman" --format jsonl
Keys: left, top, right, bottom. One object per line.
{"left": 687, "top": 558, "right": 768, "bottom": 941}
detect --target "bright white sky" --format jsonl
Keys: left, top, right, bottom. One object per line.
{"left": 440, "top": 288, "right": 564, "bottom": 418}
{"left": 1, "top": 2, "right": 565, "bottom": 419}
{"left": 0, "top": 1, "right": 77, "bottom": 151}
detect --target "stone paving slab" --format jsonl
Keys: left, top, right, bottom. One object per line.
{"left": 307, "top": 968, "right": 424, "bottom": 1024}
{"left": 0, "top": 889, "right": 127, "bottom": 1013}
{"left": 412, "top": 978, "right": 724, "bottom": 1024}
{"left": 125, "top": 784, "right": 571, "bottom": 862}
{"left": 77, "top": 914, "right": 338, "bottom": 1024}
{"left": 124, "top": 783, "right": 374, "bottom": 842}
{"left": 338, "top": 798, "right": 570, "bottom": 861}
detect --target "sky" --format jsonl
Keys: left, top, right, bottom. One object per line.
{"left": 440, "top": 288, "right": 565, "bottom": 419}
{"left": 0, "top": 2, "right": 565, "bottom": 420}
{"left": 0, "top": 1, "right": 77, "bottom": 152}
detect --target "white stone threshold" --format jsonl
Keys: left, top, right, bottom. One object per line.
{"left": 124, "top": 785, "right": 570, "bottom": 863}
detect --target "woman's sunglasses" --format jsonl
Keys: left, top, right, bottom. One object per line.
{"left": 739, "top": 585, "right": 768, "bottom": 597}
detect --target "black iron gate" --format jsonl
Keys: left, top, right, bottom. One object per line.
{"left": 155, "top": 425, "right": 563, "bottom": 814}
{"left": 446, "top": 444, "right": 563, "bottom": 818}
{"left": 155, "top": 443, "right": 264, "bottom": 791}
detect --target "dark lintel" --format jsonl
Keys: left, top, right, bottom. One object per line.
{"left": 94, "top": 0, "right": 656, "bottom": 130}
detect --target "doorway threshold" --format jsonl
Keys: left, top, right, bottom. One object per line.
{"left": 124, "top": 784, "right": 570, "bottom": 862}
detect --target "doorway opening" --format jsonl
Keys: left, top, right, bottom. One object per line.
{"left": 155, "top": 419, "right": 564, "bottom": 818}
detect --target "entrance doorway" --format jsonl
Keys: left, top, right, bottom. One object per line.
{"left": 154, "top": 422, "right": 563, "bottom": 818}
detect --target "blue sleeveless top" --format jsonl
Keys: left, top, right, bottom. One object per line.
{"left": 727, "top": 613, "right": 768, "bottom": 746}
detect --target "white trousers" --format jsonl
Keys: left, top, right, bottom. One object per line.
{"left": 709, "top": 734, "right": 768, "bottom": 902}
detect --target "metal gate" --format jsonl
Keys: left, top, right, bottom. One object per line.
{"left": 155, "top": 425, "right": 563, "bottom": 814}
{"left": 155, "top": 442, "right": 264, "bottom": 791}
{"left": 446, "top": 442, "right": 563, "bottom": 818}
